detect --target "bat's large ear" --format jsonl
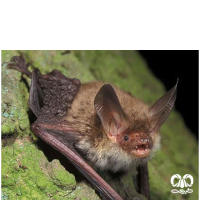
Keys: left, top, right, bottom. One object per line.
{"left": 94, "top": 84, "right": 129, "bottom": 142}
{"left": 149, "top": 80, "right": 178, "bottom": 133}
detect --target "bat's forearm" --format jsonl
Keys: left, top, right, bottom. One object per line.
{"left": 31, "top": 123, "right": 123, "bottom": 200}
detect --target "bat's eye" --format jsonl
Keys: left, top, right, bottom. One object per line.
{"left": 124, "top": 135, "right": 129, "bottom": 141}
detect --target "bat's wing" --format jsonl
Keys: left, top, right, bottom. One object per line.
{"left": 31, "top": 122, "right": 123, "bottom": 200}
{"left": 9, "top": 55, "right": 123, "bottom": 200}
{"left": 30, "top": 70, "right": 123, "bottom": 199}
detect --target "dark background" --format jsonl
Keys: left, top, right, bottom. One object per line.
{"left": 139, "top": 50, "right": 199, "bottom": 140}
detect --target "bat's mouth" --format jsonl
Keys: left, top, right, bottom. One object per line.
{"left": 131, "top": 143, "right": 151, "bottom": 158}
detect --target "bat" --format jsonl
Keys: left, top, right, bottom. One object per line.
{"left": 8, "top": 55, "right": 178, "bottom": 200}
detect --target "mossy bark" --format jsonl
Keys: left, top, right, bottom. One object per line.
{"left": 1, "top": 50, "right": 198, "bottom": 200}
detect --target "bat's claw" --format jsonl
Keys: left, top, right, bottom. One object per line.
{"left": 8, "top": 54, "right": 32, "bottom": 78}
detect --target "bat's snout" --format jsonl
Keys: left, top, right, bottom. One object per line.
{"left": 131, "top": 133, "right": 153, "bottom": 158}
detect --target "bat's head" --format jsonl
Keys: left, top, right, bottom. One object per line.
{"left": 94, "top": 81, "right": 178, "bottom": 160}
{"left": 114, "top": 130, "right": 153, "bottom": 158}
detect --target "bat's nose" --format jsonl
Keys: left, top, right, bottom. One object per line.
{"left": 132, "top": 132, "right": 153, "bottom": 148}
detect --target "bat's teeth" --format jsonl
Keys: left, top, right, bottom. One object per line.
{"left": 140, "top": 139, "right": 144, "bottom": 142}
{"left": 135, "top": 146, "right": 138, "bottom": 149}
{"left": 144, "top": 139, "right": 148, "bottom": 142}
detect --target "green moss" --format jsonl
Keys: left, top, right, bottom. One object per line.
{"left": 1, "top": 51, "right": 31, "bottom": 137}
{"left": 23, "top": 50, "right": 95, "bottom": 83}
{"left": 1, "top": 139, "right": 76, "bottom": 199}
{"left": 68, "top": 182, "right": 100, "bottom": 200}
{"left": 74, "top": 50, "right": 164, "bottom": 104}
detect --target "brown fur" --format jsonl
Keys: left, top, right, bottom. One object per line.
{"left": 65, "top": 82, "right": 160, "bottom": 171}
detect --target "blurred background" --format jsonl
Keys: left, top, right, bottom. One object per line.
{"left": 140, "top": 50, "right": 198, "bottom": 139}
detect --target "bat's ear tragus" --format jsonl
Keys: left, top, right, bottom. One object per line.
{"left": 175, "top": 78, "right": 179, "bottom": 89}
